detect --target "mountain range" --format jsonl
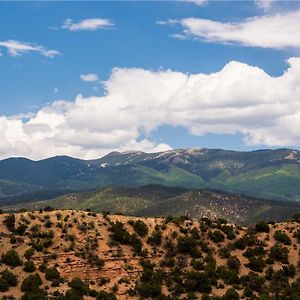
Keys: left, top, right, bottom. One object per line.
{"left": 0, "top": 147, "right": 300, "bottom": 205}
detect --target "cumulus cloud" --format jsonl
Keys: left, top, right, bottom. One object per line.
{"left": 1, "top": 58, "right": 300, "bottom": 160}
{"left": 161, "top": 10, "right": 300, "bottom": 49}
{"left": 62, "top": 18, "right": 114, "bottom": 31}
{"left": 0, "top": 40, "right": 60, "bottom": 57}
{"left": 80, "top": 73, "right": 99, "bottom": 82}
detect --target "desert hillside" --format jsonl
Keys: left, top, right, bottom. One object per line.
{"left": 0, "top": 209, "right": 300, "bottom": 299}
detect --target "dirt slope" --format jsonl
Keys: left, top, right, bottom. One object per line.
{"left": 0, "top": 210, "right": 300, "bottom": 299}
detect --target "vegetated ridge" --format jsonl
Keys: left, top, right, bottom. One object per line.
{"left": 1, "top": 209, "right": 300, "bottom": 299}
{"left": 3, "top": 185, "right": 300, "bottom": 226}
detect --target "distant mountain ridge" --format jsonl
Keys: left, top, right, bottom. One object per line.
{"left": 4, "top": 185, "right": 300, "bottom": 225}
{"left": 0, "top": 147, "right": 300, "bottom": 204}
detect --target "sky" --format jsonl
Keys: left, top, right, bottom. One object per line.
{"left": 1, "top": 0, "right": 300, "bottom": 160}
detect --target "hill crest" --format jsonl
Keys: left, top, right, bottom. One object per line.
{"left": 1, "top": 209, "right": 300, "bottom": 299}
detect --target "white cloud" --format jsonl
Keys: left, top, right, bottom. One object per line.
{"left": 2, "top": 58, "right": 300, "bottom": 159}
{"left": 54, "top": 88, "right": 59, "bottom": 93}
{"left": 162, "top": 10, "right": 300, "bottom": 49}
{"left": 179, "top": 0, "right": 207, "bottom": 6}
{"left": 62, "top": 18, "right": 114, "bottom": 31}
{"left": 80, "top": 73, "right": 99, "bottom": 82}
{"left": 0, "top": 40, "right": 60, "bottom": 57}
{"left": 255, "top": 0, "right": 275, "bottom": 11}
{"left": 156, "top": 19, "right": 178, "bottom": 26}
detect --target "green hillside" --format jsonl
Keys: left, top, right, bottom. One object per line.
{"left": 0, "top": 148, "right": 300, "bottom": 204}
{"left": 212, "top": 165, "right": 300, "bottom": 201}
{"left": 3, "top": 185, "right": 300, "bottom": 225}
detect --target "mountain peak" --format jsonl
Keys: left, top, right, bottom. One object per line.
{"left": 121, "top": 150, "right": 145, "bottom": 155}
{"left": 105, "top": 151, "right": 121, "bottom": 157}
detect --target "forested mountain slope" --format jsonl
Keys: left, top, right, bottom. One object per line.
{"left": 0, "top": 148, "right": 300, "bottom": 204}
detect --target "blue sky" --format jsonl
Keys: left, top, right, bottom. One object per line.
{"left": 1, "top": 1, "right": 300, "bottom": 159}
